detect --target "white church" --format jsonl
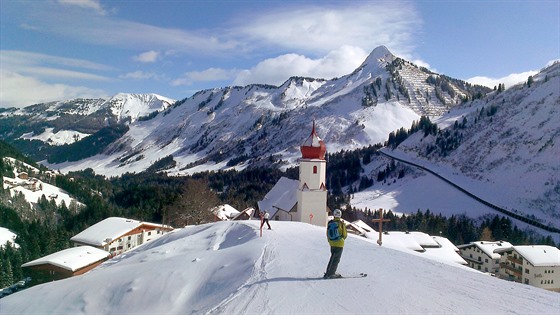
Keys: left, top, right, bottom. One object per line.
{"left": 258, "top": 122, "right": 329, "bottom": 227}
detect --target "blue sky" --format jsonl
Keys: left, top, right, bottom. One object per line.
{"left": 1, "top": 0, "right": 558, "bottom": 108}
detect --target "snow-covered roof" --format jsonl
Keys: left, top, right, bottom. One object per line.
{"left": 513, "top": 245, "right": 560, "bottom": 267}
{"left": 365, "top": 231, "right": 425, "bottom": 251}
{"left": 350, "top": 220, "right": 375, "bottom": 234}
{"left": 458, "top": 241, "right": 513, "bottom": 259}
{"left": 424, "top": 237, "right": 467, "bottom": 265}
{"left": 0, "top": 227, "right": 19, "bottom": 248}
{"left": 21, "top": 246, "right": 109, "bottom": 272}
{"left": 70, "top": 217, "right": 163, "bottom": 247}
{"left": 211, "top": 204, "right": 240, "bottom": 221}
{"left": 432, "top": 236, "right": 460, "bottom": 252}
{"left": 231, "top": 207, "right": 255, "bottom": 220}
{"left": 257, "top": 177, "right": 299, "bottom": 217}
{"left": 408, "top": 231, "right": 440, "bottom": 247}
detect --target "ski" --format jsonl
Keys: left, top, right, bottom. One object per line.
{"left": 335, "top": 273, "right": 367, "bottom": 279}
{"left": 307, "top": 273, "right": 367, "bottom": 280}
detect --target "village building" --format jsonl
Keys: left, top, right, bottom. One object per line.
{"left": 258, "top": 122, "right": 329, "bottom": 227}
{"left": 70, "top": 217, "right": 173, "bottom": 256}
{"left": 21, "top": 246, "right": 110, "bottom": 285}
{"left": 211, "top": 204, "right": 255, "bottom": 221}
{"left": 344, "top": 219, "right": 467, "bottom": 265}
{"left": 457, "top": 241, "right": 513, "bottom": 274}
{"left": 496, "top": 245, "right": 560, "bottom": 292}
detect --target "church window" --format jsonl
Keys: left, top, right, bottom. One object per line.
{"left": 313, "top": 166, "right": 317, "bottom": 174}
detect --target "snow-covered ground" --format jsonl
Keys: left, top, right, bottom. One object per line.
{"left": 2, "top": 157, "right": 82, "bottom": 209}
{"left": 1, "top": 220, "right": 558, "bottom": 314}
{"left": 0, "top": 227, "right": 18, "bottom": 248}
{"left": 20, "top": 128, "right": 91, "bottom": 146}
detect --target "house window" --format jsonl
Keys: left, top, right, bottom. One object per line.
{"left": 524, "top": 279, "right": 529, "bottom": 284}
{"left": 478, "top": 257, "right": 481, "bottom": 262}
{"left": 128, "top": 236, "right": 131, "bottom": 240}
{"left": 313, "top": 166, "right": 317, "bottom": 174}
{"left": 485, "top": 258, "right": 488, "bottom": 263}
{"left": 148, "top": 231, "right": 152, "bottom": 236}
{"left": 525, "top": 268, "right": 529, "bottom": 274}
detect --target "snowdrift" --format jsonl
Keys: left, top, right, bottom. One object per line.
{"left": 1, "top": 221, "right": 558, "bottom": 314}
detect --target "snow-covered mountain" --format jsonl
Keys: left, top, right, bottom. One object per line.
{"left": 1, "top": 46, "right": 557, "bottom": 235}
{"left": 0, "top": 46, "right": 489, "bottom": 176}
{"left": 351, "top": 61, "right": 560, "bottom": 235}
{"left": 1, "top": 221, "right": 558, "bottom": 314}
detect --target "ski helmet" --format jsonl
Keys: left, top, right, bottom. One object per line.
{"left": 333, "top": 209, "right": 342, "bottom": 218}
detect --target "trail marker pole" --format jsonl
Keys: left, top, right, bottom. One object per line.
{"left": 260, "top": 212, "right": 263, "bottom": 237}
{"left": 309, "top": 213, "right": 314, "bottom": 224}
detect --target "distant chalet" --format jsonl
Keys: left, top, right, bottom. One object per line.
{"left": 70, "top": 217, "right": 173, "bottom": 256}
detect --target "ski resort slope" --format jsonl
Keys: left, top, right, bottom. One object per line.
{"left": 2, "top": 221, "right": 558, "bottom": 314}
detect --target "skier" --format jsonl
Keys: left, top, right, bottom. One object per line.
{"left": 260, "top": 211, "right": 271, "bottom": 230}
{"left": 324, "top": 209, "right": 347, "bottom": 279}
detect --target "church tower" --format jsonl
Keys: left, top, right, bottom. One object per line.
{"left": 297, "top": 121, "right": 328, "bottom": 227}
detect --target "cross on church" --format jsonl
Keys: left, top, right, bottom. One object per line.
{"left": 371, "top": 208, "right": 391, "bottom": 246}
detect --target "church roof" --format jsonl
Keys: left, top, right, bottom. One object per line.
{"left": 257, "top": 177, "right": 299, "bottom": 217}
{"left": 300, "top": 122, "right": 326, "bottom": 159}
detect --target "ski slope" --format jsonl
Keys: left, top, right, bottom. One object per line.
{"left": 1, "top": 220, "right": 558, "bottom": 314}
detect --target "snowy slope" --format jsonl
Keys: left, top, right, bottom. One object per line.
{"left": 350, "top": 62, "right": 560, "bottom": 239}
{"left": 1, "top": 221, "right": 558, "bottom": 314}
{"left": 2, "top": 157, "right": 82, "bottom": 209}
{"left": 0, "top": 227, "right": 18, "bottom": 248}
{"left": 383, "top": 63, "right": 558, "bottom": 224}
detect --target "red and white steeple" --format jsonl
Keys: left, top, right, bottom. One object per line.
{"left": 297, "top": 121, "right": 328, "bottom": 227}
{"left": 300, "top": 121, "right": 326, "bottom": 160}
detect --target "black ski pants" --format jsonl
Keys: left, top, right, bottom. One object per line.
{"left": 325, "top": 246, "right": 343, "bottom": 276}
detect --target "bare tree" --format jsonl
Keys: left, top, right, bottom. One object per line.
{"left": 164, "top": 178, "right": 219, "bottom": 227}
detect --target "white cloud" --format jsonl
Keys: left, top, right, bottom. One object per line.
{"left": 172, "top": 68, "right": 238, "bottom": 86}
{"left": 233, "top": 46, "right": 368, "bottom": 86}
{"left": 0, "top": 71, "right": 107, "bottom": 108}
{"left": 236, "top": 2, "right": 421, "bottom": 56}
{"left": 133, "top": 51, "right": 160, "bottom": 63}
{"left": 120, "top": 71, "right": 162, "bottom": 80}
{"left": 28, "top": 10, "right": 243, "bottom": 56}
{"left": 1, "top": 50, "right": 113, "bottom": 71}
{"left": 57, "top": 0, "right": 108, "bottom": 15}
{"left": 467, "top": 70, "right": 538, "bottom": 89}
{"left": 0, "top": 50, "right": 112, "bottom": 83}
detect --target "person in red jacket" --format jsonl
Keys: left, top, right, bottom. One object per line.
{"left": 324, "top": 209, "right": 347, "bottom": 279}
